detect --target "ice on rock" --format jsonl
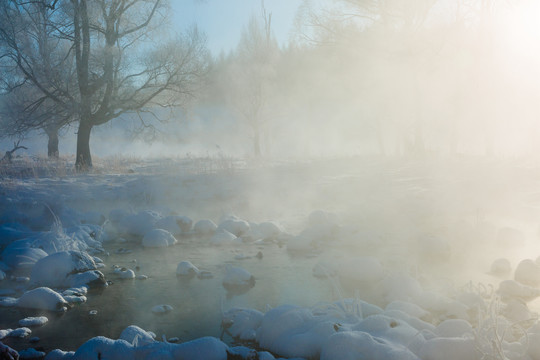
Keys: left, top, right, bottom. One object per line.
{"left": 176, "top": 261, "right": 199, "bottom": 276}
{"left": 222, "top": 266, "right": 255, "bottom": 291}
{"left": 222, "top": 308, "right": 264, "bottom": 341}
{"left": 19, "top": 316, "right": 48, "bottom": 327}
{"left": 194, "top": 219, "right": 217, "bottom": 236}
{"left": 0, "top": 223, "right": 33, "bottom": 245}
{"left": 30, "top": 250, "right": 104, "bottom": 288}
{"left": 17, "top": 287, "right": 69, "bottom": 312}
{"left": 321, "top": 331, "right": 420, "bottom": 360}
{"left": 119, "top": 325, "right": 156, "bottom": 346}
{"left": 142, "top": 229, "right": 177, "bottom": 248}
{"left": 218, "top": 216, "right": 250, "bottom": 237}
{"left": 514, "top": 259, "right": 540, "bottom": 287}
{"left": 490, "top": 258, "right": 512, "bottom": 277}
{"left": 1, "top": 328, "right": 32, "bottom": 338}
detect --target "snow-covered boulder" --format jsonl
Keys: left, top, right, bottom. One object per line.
{"left": 249, "top": 222, "right": 283, "bottom": 241}
{"left": 72, "top": 337, "right": 135, "bottom": 359}
{"left": 194, "top": 219, "right": 217, "bottom": 236}
{"left": 514, "top": 259, "right": 540, "bottom": 287}
{"left": 321, "top": 331, "right": 420, "bottom": 360}
{"left": 218, "top": 216, "right": 250, "bottom": 236}
{"left": 142, "top": 229, "right": 177, "bottom": 248}
{"left": 209, "top": 230, "right": 240, "bottom": 246}
{"left": 17, "top": 287, "right": 68, "bottom": 312}
{"left": 256, "top": 305, "right": 336, "bottom": 359}
{"left": 223, "top": 266, "right": 255, "bottom": 292}
{"left": 113, "top": 267, "right": 135, "bottom": 279}
{"left": 151, "top": 304, "right": 173, "bottom": 314}
{"left": 118, "top": 210, "right": 162, "bottom": 237}
{"left": 222, "top": 308, "right": 264, "bottom": 341}
{"left": 19, "top": 316, "right": 48, "bottom": 327}
{"left": 176, "top": 261, "right": 199, "bottom": 276}
{"left": 498, "top": 279, "right": 540, "bottom": 303}
{"left": 169, "top": 337, "right": 228, "bottom": 360}
{"left": 30, "top": 251, "right": 104, "bottom": 288}
{"left": 119, "top": 325, "right": 156, "bottom": 346}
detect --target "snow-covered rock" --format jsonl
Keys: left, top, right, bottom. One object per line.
{"left": 194, "top": 219, "right": 217, "bottom": 236}
{"left": 210, "top": 230, "right": 239, "bottom": 246}
{"left": 434, "top": 319, "right": 473, "bottom": 337}
{"left": 222, "top": 308, "right": 264, "bottom": 341}
{"left": 176, "top": 261, "right": 199, "bottom": 276}
{"left": 498, "top": 279, "right": 540, "bottom": 302}
{"left": 218, "top": 217, "right": 250, "bottom": 236}
{"left": 514, "top": 259, "right": 540, "bottom": 287}
{"left": 256, "top": 305, "right": 336, "bottom": 359}
{"left": 114, "top": 268, "right": 135, "bottom": 279}
{"left": 30, "top": 250, "right": 104, "bottom": 288}
{"left": 321, "top": 331, "right": 420, "bottom": 360}
{"left": 17, "top": 287, "right": 68, "bottom": 312}
{"left": 142, "top": 229, "right": 177, "bottom": 247}
{"left": 118, "top": 210, "right": 162, "bottom": 237}
{"left": 119, "top": 325, "right": 156, "bottom": 346}
{"left": 223, "top": 266, "right": 255, "bottom": 292}
{"left": 419, "top": 336, "right": 479, "bottom": 360}
{"left": 19, "top": 316, "right": 48, "bottom": 327}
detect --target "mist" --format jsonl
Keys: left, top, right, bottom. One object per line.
{"left": 3, "top": 0, "right": 540, "bottom": 359}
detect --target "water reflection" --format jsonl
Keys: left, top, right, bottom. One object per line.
{"left": 0, "top": 239, "right": 334, "bottom": 352}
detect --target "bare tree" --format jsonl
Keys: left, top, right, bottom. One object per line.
{"left": 1, "top": 0, "right": 209, "bottom": 170}
{"left": 225, "top": 2, "right": 279, "bottom": 157}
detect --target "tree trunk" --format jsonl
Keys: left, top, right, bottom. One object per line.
{"left": 47, "top": 130, "right": 59, "bottom": 158}
{"left": 75, "top": 121, "right": 93, "bottom": 171}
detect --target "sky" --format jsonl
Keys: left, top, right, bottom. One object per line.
{"left": 171, "top": 0, "right": 303, "bottom": 55}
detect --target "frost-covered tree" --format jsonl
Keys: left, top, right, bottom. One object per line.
{"left": 1, "top": 0, "right": 209, "bottom": 170}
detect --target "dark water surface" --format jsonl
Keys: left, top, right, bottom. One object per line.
{"left": 0, "top": 239, "right": 334, "bottom": 353}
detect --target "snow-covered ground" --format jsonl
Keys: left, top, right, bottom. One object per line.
{"left": 2, "top": 155, "right": 540, "bottom": 359}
